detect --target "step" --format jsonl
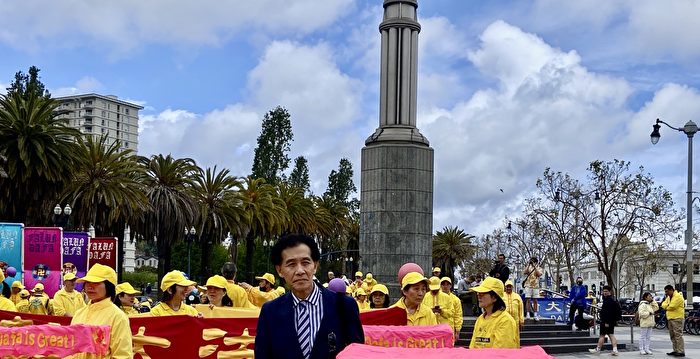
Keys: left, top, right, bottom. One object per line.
{"left": 459, "top": 329, "right": 590, "bottom": 340}
{"left": 539, "top": 343, "right": 627, "bottom": 355}
{"left": 462, "top": 324, "right": 566, "bottom": 332}
{"left": 462, "top": 317, "right": 556, "bottom": 326}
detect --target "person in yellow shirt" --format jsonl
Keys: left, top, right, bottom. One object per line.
{"left": 204, "top": 275, "right": 233, "bottom": 307}
{"left": 586, "top": 290, "right": 598, "bottom": 306}
{"left": 364, "top": 273, "right": 377, "bottom": 293}
{"left": 0, "top": 271, "right": 16, "bottom": 311}
{"left": 220, "top": 262, "right": 256, "bottom": 308}
{"left": 661, "top": 284, "right": 685, "bottom": 356}
{"left": 9, "top": 281, "right": 23, "bottom": 305}
{"left": 27, "top": 283, "right": 54, "bottom": 315}
{"left": 441, "top": 277, "right": 463, "bottom": 342}
{"left": 114, "top": 282, "right": 141, "bottom": 316}
{"left": 15, "top": 289, "right": 31, "bottom": 313}
{"left": 503, "top": 280, "right": 524, "bottom": 344}
{"left": 354, "top": 288, "right": 371, "bottom": 310}
{"left": 469, "top": 277, "right": 519, "bottom": 349}
{"left": 425, "top": 276, "right": 454, "bottom": 326}
{"left": 369, "top": 284, "right": 390, "bottom": 309}
{"left": 348, "top": 271, "right": 364, "bottom": 294}
{"left": 53, "top": 273, "right": 86, "bottom": 316}
{"left": 150, "top": 270, "right": 201, "bottom": 317}
{"left": 240, "top": 273, "right": 282, "bottom": 307}
{"left": 391, "top": 272, "right": 437, "bottom": 326}
{"left": 70, "top": 263, "right": 132, "bottom": 359}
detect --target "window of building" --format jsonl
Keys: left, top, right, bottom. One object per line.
{"left": 652, "top": 284, "right": 655, "bottom": 291}
{"left": 695, "top": 264, "right": 699, "bottom": 275}
{"left": 125, "top": 108, "right": 130, "bottom": 115}
{"left": 84, "top": 126, "right": 92, "bottom": 133}
{"left": 101, "top": 119, "right": 105, "bottom": 126}
{"left": 102, "top": 110, "right": 106, "bottom": 116}
{"left": 125, "top": 142, "right": 129, "bottom": 148}
{"left": 116, "top": 122, "right": 120, "bottom": 129}
{"left": 86, "top": 100, "right": 92, "bottom": 105}
{"left": 673, "top": 264, "right": 680, "bottom": 274}
{"left": 101, "top": 128, "right": 106, "bottom": 134}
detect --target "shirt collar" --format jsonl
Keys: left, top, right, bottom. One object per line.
{"left": 292, "top": 283, "right": 321, "bottom": 307}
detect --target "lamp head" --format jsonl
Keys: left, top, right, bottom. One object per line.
{"left": 650, "top": 121, "right": 661, "bottom": 145}
{"left": 54, "top": 204, "right": 62, "bottom": 215}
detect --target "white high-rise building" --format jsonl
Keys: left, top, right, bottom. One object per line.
{"left": 55, "top": 93, "right": 142, "bottom": 152}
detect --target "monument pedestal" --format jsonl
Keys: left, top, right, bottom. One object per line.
{"left": 360, "top": 141, "right": 433, "bottom": 296}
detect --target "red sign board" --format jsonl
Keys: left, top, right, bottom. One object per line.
{"left": 87, "top": 237, "right": 118, "bottom": 270}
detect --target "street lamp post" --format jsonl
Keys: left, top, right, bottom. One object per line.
{"left": 52, "top": 204, "right": 72, "bottom": 228}
{"left": 651, "top": 118, "right": 699, "bottom": 306}
{"left": 185, "top": 226, "right": 196, "bottom": 277}
{"left": 262, "top": 239, "right": 270, "bottom": 272}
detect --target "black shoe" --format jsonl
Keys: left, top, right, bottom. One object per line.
{"left": 667, "top": 352, "right": 677, "bottom": 356}
{"left": 673, "top": 353, "right": 685, "bottom": 357}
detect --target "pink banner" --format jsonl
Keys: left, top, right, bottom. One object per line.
{"left": 338, "top": 344, "right": 556, "bottom": 359}
{"left": 23, "top": 227, "right": 62, "bottom": 297}
{"left": 0, "top": 324, "right": 110, "bottom": 357}
{"left": 88, "top": 237, "right": 117, "bottom": 270}
{"left": 363, "top": 324, "right": 454, "bottom": 348}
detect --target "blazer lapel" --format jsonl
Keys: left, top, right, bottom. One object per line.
{"left": 278, "top": 293, "right": 304, "bottom": 358}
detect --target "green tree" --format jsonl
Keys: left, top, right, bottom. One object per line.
{"left": 190, "top": 166, "right": 246, "bottom": 281}
{"left": 288, "top": 156, "right": 310, "bottom": 194}
{"left": 277, "top": 182, "right": 315, "bottom": 235}
{"left": 324, "top": 158, "right": 358, "bottom": 215}
{"left": 0, "top": 92, "right": 80, "bottom": 224}
{"left": 137, "top": 154, "right": 198, "bottom": 282}
{"left": 6, "top": 66, "right": 50, "bottom": 99}
{"left": 251, "top": 106, "right": 293, "bottom": 185}
{"left": 432, "top": 226, "right": 475, "bottom": 281}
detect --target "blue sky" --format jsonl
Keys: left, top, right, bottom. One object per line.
{"left": 2, "top": 0, "right": 700, "bottom": 242}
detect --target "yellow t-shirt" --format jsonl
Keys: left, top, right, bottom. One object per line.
{"left": 27, "top": 295, "right": 54, "bottom": 315}
{"left": 15, "top": 299, "right": 30, "bottom": 313}
{"left": 52, "top": 288, "right": 86, "bottom": 316}
{"left": 9, "top": 292, "right": 21, "bottom": 305}
{"left": 424, "top": 291, "right": 454, "bottom": 325}
{"left": 469, "top": 309, "right": 519, "bottom": 349}
{"left": 69, "top": 298, "right": 133, "bottom": 359}
{"left": 0, "top": 296, "right": 16, "bottom": 312}
{"left": 246, "top": 287, "right": 281, "bottom": 308}
{"left": 448, "top": 292, "right": 463, "bottom": 333}
{"left": 120, "top": 305, "right": 139, "bottom": 316}
{"left": 150, "top": 302, "right": 200, "bottom": 316}
{"left": 225, "top": 281, "right": 257, "bottom": 309}
{"left": 504, "top": 292, "right": 524, "bottom": 324}
{"left": 662, "top": 291, "right": 685, "bottom": 320}
{"left": 392, "top": 297, "right": 438, "bottom": 326}
{"left": 356, "top": 299, "right": 370, "bottom": 311}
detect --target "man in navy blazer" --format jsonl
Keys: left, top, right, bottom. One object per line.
{"left": 255, "top": 234, "right": 364, "bottom": 359}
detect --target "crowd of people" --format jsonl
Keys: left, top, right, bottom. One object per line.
{"left": 0, "top": 241, "right": 691, "bottom": 358}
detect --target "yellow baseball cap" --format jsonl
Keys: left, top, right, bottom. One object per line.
{"left": 354, "top": 271, "right": 363, "bottom": 278}
{"left": 432, "top": 267, "right": 441, "bottom": 273}
{"left": 205, "top": 275, "right": 228, "bottom": 289}
{"left": 470, "top": 277, "right": 505, "bottom": 300}
{"left": 355, "top": 288, "right": 367, "bottom": 296}
{"left": 19, "top": 289, "right": 30, "bottom": 298}
{"left": 428, "top": 276, "right": 441, "bottom": 291}
{"left": 32, "top": 283, "right": 44, "bottom": 292}
{"left": 11, "top": 281, "right": 24, "bottom": 289}
{"left": 160, "top": 270, "right": 196, "bottom": 291}
{"left": 346, "top": 286, "right": 353, "bottom": 294}
{"left": 370, "top": 284, "right": 389, "bottom": 295}
{"left": 440, "top": 277, "right": 452, "bottom": 284}
{"left": 115, "top": 282, "right": 141, "bottom": 295}
{"left": 505, "top": 279, "right": 514, "bottom": 287}
{"left": 255, "top": 273, "right": 275, "bottom": 285}
{"left": 63, "top": 272, "right": 77, "bottom": 281}
{"left": 401, "top": 272, "right": 429, "bottom": 289}
{"left": 78, "top": 264, "right": 118, "bottom": 286}
{"left": 364, "top": 273, "right": 373, "bottom": 282}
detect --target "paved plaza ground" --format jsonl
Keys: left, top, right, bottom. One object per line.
{"left": 554, "top": 327, "right": 700, "bottom": 358}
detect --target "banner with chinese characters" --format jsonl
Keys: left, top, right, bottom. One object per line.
{"left": 0, "top": 222, "right": 23, "bottom": 286}
{"left": 61, "top": 231, "right": 89, "bottom": 291}
{"left": 337, "top": 343, "right": 556, "bottom": 359}
{"left": 0, "top": 306, "right": 407, "bottom": 358}
{"left": 0, "top": 324, "right": 110, "bottom": 358}
{"left": 363, "top": 324, "right": 453, "bottom": 348}
{"left": 23, "top": 227, "right": 62, "bottom": 297}
{"left": 535, "top": 298, "right": 592, "bottom": 323}
{"left": 88, "top": 237, "right": 117, "bottom": 270}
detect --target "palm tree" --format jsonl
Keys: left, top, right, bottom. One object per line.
{"left": 0, "top": 92, "right": 81, "bottom": 224}
{"left": 137, "top": 154, "right": 198, "bottom": 281}
{"left": 433, "top": 226, "right": 476, "bottom": 281}
{"left": 277, "top": 182, "right": 315, "bottom": 235}
{"left": 190, "top": 166, "right": 246, "bottom": 280}
{"left": 239, "top": 176, "right": 286, "bottom": 282}
{"left": 61, "top": 135, "right": 149, "bottom": 230}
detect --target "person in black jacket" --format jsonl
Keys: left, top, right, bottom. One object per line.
{"left": 589, "top": 285, "right": 620, "bottom": 356}
{"left": 489, "top": 254, "right": 510, "bottom": 283}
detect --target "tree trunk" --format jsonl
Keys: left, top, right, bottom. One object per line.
{"left": 200, "top": 232, "right": 211, "bottom": 282}
{"left": 245, "top": 232, "right": 255, "bottom": 283}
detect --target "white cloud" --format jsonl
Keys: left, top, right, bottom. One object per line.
{"left": 0, "top": 0, "right": 355, "bottom": 53}
{"left": 626, "top": 1, "right": 700, "bottom": 61}
{"left": 52, "top": 76, "right": 104, "bottom": 97}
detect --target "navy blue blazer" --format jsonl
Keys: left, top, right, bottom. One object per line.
{"left": 254, "top": 285, "right": 364, "bottom": 359}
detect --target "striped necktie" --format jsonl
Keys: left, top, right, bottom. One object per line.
{"left": 297, "top": 301, "right": 311, "bottom": 358}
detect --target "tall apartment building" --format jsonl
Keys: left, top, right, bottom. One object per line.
{"left": 55, "top": 93, "right": 142, "bottom": 152}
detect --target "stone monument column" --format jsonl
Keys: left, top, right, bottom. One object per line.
{"left": 360, "top": 0, "right": 434, "bottom": 295}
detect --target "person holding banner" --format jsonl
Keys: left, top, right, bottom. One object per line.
{"left": 114, "top": 282, "right": 141, "bottom": 316}
{"left": 204, "top": 275, "right": 234, "bottom": 307}
{"left": 71, "top": 263, "right": 133, "bottom": 359}
{"left": 151, "top": 270, "right": 201, "bottom": 317}
{"left": 393, "top": 272, "right": 437, "bottom": 326}
{"left": 0, "top": 271, "right": 15, "bottom": 311}
{"left": 469, "top": 277, "right": 519, "bottom": 349}
{"left": 53, "top": 273, "right": 86, "bottom": 316}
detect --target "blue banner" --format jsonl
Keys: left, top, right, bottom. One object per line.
{"left": 534, "top": 298, "right": 592, "bottom": 323}
{"left": 0, "top": 222, "right": 23, "bottom": 286}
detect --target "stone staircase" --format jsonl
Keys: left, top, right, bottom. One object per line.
{"left": 457, "top": 317, "right": 628, "bottom": 354}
